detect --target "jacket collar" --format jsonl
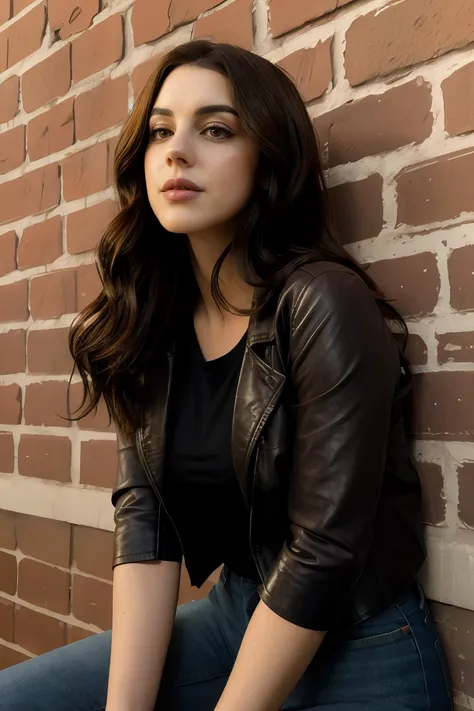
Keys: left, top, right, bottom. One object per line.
{"left": 139, "top": 296, "right": 285, "bottom": 505}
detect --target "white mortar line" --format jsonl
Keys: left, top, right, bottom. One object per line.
{"left": 0, "top": 474, "right": 115, "bottom": 530}
{"left": 0, "top": 187, "right": 117, "bottom": 239}
{"left": 253, "top": 0, "right": 269, "bottom": 49}
{"left": 454, "top": 691, "right": 474, "bottom": 710}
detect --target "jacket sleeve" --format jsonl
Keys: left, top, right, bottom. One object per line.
{"left": 259, "top": 268, "right": 401, "bottom": 630}
{"left": 111, "top": 428, "right": 183, "bottom": 568}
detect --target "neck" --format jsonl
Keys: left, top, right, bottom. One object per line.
{"left": 187, "top": 229, "right": 254, "bottom": 320}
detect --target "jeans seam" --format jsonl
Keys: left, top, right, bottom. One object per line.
{"left": 396, "top": 603, "right": 430, "bottom": 711}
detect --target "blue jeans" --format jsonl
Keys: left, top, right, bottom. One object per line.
{"left": 0, "top": 567, "right": 453, "bottom": 710}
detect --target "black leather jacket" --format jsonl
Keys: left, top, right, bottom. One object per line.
{"left": 112, "top": 262, "right": 426, "bottom": 631}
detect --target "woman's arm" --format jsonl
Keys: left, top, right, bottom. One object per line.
{"left": 105, "top": 559, "right": 181, "bottom": 711}
{"left": 217, "top": 268, "right": 401, "bottom": 710}
{"left": 215, "top": 599, "right": 324, "bottom": 711}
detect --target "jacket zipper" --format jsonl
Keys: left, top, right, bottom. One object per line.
{"left": 136, "top": 429, "right": 185, "bottom": 556}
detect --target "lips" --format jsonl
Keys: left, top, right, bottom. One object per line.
{"left": 161, "top": 178, "right": 203, "bottom": 192}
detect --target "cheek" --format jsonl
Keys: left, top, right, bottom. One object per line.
{"left": 214, "top": 150, "right": 256, "bottom": 200}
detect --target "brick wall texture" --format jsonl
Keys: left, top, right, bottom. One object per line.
{"left": 0, "top": 0, "right": 473, "bottom": 705}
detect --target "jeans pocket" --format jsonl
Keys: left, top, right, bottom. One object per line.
{"left": 333, "top": 623, "right": 412, "bottom": 650}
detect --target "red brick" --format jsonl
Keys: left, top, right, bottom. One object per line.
{"left": 0, "top": 597, "right": 14, "bottom": 642}
{"left": 66, "top": 625, "right": 94, "bottom": 644}
{"left": 346, "top": 0, "right": 474, "bottom": 87}
{"left": 0, "top": 0, "right": 10, "bottom": 25}
{"left": 132, "top": 0, "right": 225, "bottom": 45}
{"left": 0, "top": 384, "right": 22, "bottom": 425}
{"left": 412, "top": 372, "right": 474, "bottom": 441}
{"left": 194, "top": 0, "right": 253, "bottom": 49}
{"left": 75, "top": 75, "right": 128, "bottom": 141}
{"left": 14, "top": 604, "right": 66, "bottom": 655}
{"left": 18, "top": 558, "right": 70, "bottom": 614}
{"left": 70, "top": 385, "right": 115, "bottom": 433}
{"left": 0, "top": 281, "right": 28, "bottom": 322}
{"left": 315, "top": 79, "right": 433, "bottom": 169}
{"left": 67, "top": 200, "right": 117, "bottom": 255}
{"left": 329, "top": 174, "right": 384, "bottom": 245}
{"left": 431, "top": 601, "right": 474, "bottom": 697}
{"left": 27, "top": 98, "right": 74, "bottom": 161}
{"left": 443, "top": 62, "right": 474, "bottom": 138}
{"left": 269, "top": 0, "right": 354, "bottom": 37}
{"left": 72, "top": 574, "right": 112, "bottom": 629}
{"left": 0, "top": 644, "right": 30, "bottom": 670}
{"left": 80, "top": 439, "right": 117, "bottom": 489}
{"left": 72, "top": 14, "right": 123, "bottom": 83}
{"left": 131, "top": 0, "right": 170, "bottom": 46}
{"left": 48, "top": 0, "right": 100, "bottom": 40}
{"left": 368, "top": 253, "right": 440, "bottom": 318}
{"left": 278, "top": 40, "right": 332, "bottom": 104}
{"left": 73, "top": 526, "right": 113, "bottom": 580}
{"left": 19, "top": 434, "right": 71, "bottom": 481}
{"left": 0, "top": 30, "right": 6, "bottom": 72}
{"left": 22, "top": 44, "right": 71, "bottom": 113}
{"left": 13, "top": 0, "right": 36, "bottom": 13}
{"left": 76, "top": 263, "right": 101, "bottom": 312}
{"left": 28, "top": 328, "right": 73, "bottom": 376}
{"left": 24, "top": 383, "right": 71, "bottom": 429}
{"left": 458, "top": 461, "right": 474, "bottom": 528}
{"left": 0, "top": 330, "right": 25, "bottom": 375}
{"left": 18, "top": 216, "right": 62, "bottom": 270}
{"left": 0, "top": 164, "right": 60, "bottom": 226}
{"left": 170, "top": 0, "right": 225, "bottom": 28}
{"left": 107, "top": 134, "right": 119, "bottom": 177}
{"left": 0, "top": 510, "right": 16, "bottom": 550}
{"left": 0, "top": 125, "right": 25, "bottom": 175}
{"left": 406, "top": 334, "right": 428, "bottom": 366}
{"left": 437, "top": 332, "right": 474, "bottom": 364}
{"left": 416, "top": 460, "right": 446, "bottom": 526}
{"left": 4, "top": 3, "right": 46, "bottom": 69}
{"left": 0, "top": 552, "right": 17, "bottom": 595}
{"left": 448, "top": 245, "right": 474, "bottom": 312}
{"left": 0, "top": 76, "right": 19, "bottom": 123}
{"left": 0, "top": 432, "right": 14, "bottom": 473}
{"left": 397, "top": 149, "right": 474, "bottom": 228}
{"left": 63, "top": 140, "right": 115, "bottom": 202}
{"left": 0, "top": 231, "right": 17, "bottom": 277}
{"left": 15, "top": 513, "right": 71, "bottom": 567}
{"left": 131, "top": 57, "right": 160, "bottom": 98}
{"left": 30, "top": 269, "right": 76, "bottom": 320}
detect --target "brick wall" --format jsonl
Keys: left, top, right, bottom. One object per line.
{"left": 0, "top": 0, "right": 473, "bottom": 705}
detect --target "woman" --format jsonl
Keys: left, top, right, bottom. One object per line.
{"left": 0, "top": 40, "right": 452, "bottom": 711}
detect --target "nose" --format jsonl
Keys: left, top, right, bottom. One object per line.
{"left": 165, "top": 130, "right": 195, "bottom": 168}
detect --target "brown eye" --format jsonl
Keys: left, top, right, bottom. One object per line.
{"left": 204, "top": 125, "right": 233, "bottom": 139}
{"left": 150, "top": 127, "right": 173, "bottom": 140}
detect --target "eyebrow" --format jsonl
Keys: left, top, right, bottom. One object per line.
{"left": 150, "top": 104, "right": 239, "bottom": 119}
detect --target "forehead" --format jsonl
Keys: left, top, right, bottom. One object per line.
{"left": 154, "top": 65, "right": 234, "bottom": 112}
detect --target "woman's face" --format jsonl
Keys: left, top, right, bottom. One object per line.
{"left": 144, "top": 65, "right": 259, "bottom": 237}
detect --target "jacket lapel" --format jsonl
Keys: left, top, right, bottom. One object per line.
{"left": 232, "top": 306, "right": 286, "bottom": 505}
{"left": 137, "top": 351, "right": 174, "bottom": 492}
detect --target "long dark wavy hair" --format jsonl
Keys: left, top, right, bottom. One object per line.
{"left": 69, "top": 40, "right": 410, "bottom": 435}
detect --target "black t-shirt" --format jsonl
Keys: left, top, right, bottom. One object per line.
{"left": 163, "top": 321, "right": 260, "bottom": 587}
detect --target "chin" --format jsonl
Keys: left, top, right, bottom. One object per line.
{"left": 157, "top": 216, "right": 210, "bottom": 234}
{"left": 153, "top": 206, "right": 232, "bottom": 236}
